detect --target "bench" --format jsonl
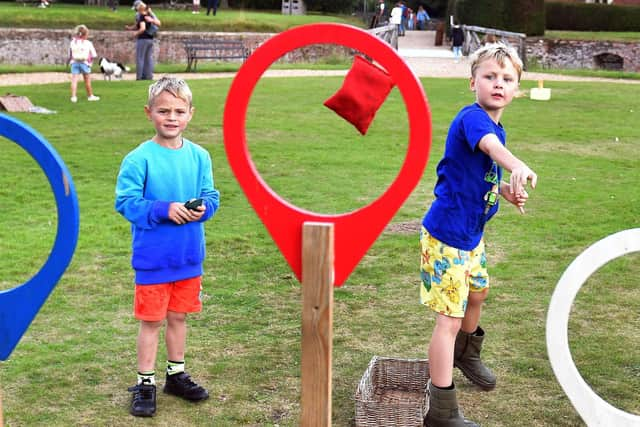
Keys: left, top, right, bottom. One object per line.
{"left": 183, "top": 39, "right": 249, "bottom": 72}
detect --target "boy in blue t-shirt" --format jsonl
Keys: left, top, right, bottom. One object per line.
{"left": 421, "top": 43, "right": 537, "bottom": 427}
{"left": 115, "top": 76, "right": 220, "bottom": 417}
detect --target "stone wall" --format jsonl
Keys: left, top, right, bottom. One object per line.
{"left": 1, "top": 28, "right": 639, "bottom": 72}
{"left": 0, "top": 28, "right": 354, "bottom": 67}
{"left": 525, "top": 38, "right": 640, "bottom": 72}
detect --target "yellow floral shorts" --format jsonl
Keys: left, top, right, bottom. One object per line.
{"left": 419, "top": 227, "right": 489, "bottom": 318}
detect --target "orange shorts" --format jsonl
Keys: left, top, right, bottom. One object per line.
{"left": 134, "top": 276, "right": 202, "bottom": 321}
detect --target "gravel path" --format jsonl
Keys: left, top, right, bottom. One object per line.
{"left": 1, "top": 61, "right": 637, "bottom": 87}
{"left": 1, "top": 30, "right": 637, "bottom": 86}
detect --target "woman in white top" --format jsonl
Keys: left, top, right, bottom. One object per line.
{"left": 390, "top": 3, "right": 403, "bottom": 36}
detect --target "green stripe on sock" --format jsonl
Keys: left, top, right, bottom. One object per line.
{"left": 167, "top": 360, "right": 185, "bottom": 376}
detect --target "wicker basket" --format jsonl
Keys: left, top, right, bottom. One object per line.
{"left": 355, "top": 356, "right": 430, "bottom": 427}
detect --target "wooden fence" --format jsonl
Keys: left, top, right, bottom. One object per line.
{"left": 461, "top": 25, "right": 527, "bottom": 69}
{"left": 368, "top": 24, "right": 398, "bottom": 50}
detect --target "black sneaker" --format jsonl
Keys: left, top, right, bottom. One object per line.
{"left": 163, "top": 372, "right": 209, "bottom": 402}
{"left": 127, "top": 383, "right": 156, "bottom": 417}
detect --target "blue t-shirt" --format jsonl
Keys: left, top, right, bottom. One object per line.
{"left": 115, "top": 139, "right": 220, "bottom": 284}
{"left": 422, "top": 103, "right": 505, "bottom": 250}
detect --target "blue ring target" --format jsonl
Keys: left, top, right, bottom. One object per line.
{"left": 0, "top": 114, "right": 79, "bottom": 360}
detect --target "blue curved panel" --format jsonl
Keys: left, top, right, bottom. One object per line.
{"left": 0, "top": 114, "right": 80, "bottom": 360}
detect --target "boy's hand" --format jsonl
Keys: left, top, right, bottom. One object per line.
{"left": 502, "top": 184, "right": 529, "bottom": 214}
{"left": 509, "top": 165, "right": 537, "bottom": 199}
{"left": 168, "top": 202, "right": 206, "bottom": 224}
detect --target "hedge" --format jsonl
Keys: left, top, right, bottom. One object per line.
{"left": 448, "top": 0, "right": 544, "bottom": 36}
{"left": 546, "top": 2, "right": 640, "bottom": 31}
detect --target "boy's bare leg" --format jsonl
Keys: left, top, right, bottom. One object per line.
{"left": 137, "top": 320, "right": 163, "bottom": 372}
{"left": 162, "top": 311, "right": 208, "bottom": 401}
{"left": 165, "top": 311, "right": 187, "bottom": 361}
{"left": 461, "top": 288, "right": 488, "bottom": 333}
{"left": 428, "top": 314, "right": 462, "bottom": 387}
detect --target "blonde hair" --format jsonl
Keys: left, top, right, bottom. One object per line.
{"left": 72, "top": 24, "right": 89, "bottom": 38}
{"left": 470, "top": 42, "right": 523, "bottom": 82}
{"left": 136, "top": 1, "right": 149, "bottom": 13}
{"left": 148, "top": 76, "right": 193, "bottom": 107}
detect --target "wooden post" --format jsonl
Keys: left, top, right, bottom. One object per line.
{"left": 300, "top": 222, "right": 334, "bottom": 427}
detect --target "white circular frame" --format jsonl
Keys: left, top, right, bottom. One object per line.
{"left": 547, "top": 228, "right": 640, "bottom": 426}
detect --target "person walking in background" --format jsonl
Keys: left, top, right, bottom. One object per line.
{"left": 377, "top": 0, "right": 385, "bottom": 18}
{"left": 407, "top": 7, "right": 414, "bottom": 31}
{"left": 420, "top": 43, "right": 536, "bottom": 427}
{"left": 416, "top": 5, "right": 430, "bottom": 30}
{"left": 68, "top": 24, "right": 99, "bottom": 103}
{"left": 370, "top": 0, "right": 385, "bottom": 28}
{"left": 192, "top": 0, "right": 200, "bottom": 14}
{"left": 400, "top": 2, "right": 409, "bottom": 33}
{"left": 206, "top": 0, "right": 218, "bottom": 16}
{"left": 452, "top": 24, "right": 464, "bottom": 62}
{"left": 128, "top": 1, "right": 161, "bottom": 80}
{"left": 390, "top": 2, "right": 403, "bottom": 36}
{"left": 116, "top": 76, "right": 220, "bottom": 418}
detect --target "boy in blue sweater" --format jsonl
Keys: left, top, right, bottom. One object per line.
{"left": 115, "top": 76, "right": 220, "bottom": 417}
{"left": 421, "top": 43, "right": 537, "bottom": 426}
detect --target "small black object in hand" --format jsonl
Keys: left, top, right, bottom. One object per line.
{"left": 184, "top": 198, "right": 203, "bottom": 210}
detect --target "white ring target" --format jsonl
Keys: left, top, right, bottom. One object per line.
{"left": 546, "top": 228, "right": 640, "bottom": 426}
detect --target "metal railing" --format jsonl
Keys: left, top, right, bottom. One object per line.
{"left": 461, "top": 25, "right": 527, "bottom": 69}
{"left": 368, "top": 24, "right": 398, "bottom": 50}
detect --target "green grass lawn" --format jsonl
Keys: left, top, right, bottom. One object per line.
{"left": 544, "top": 30, "right": 640, "bottom": 42}
{"left": 0, "top": 3, "right": 363, "bottom": 32}
{"left": 0, "top": 75, "right": 638, "bottom": 426}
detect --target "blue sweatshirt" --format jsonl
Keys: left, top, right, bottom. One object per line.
{"left": 115, "top": 139, "right": 220, "bottom": 284}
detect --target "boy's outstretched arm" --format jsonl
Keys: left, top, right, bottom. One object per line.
{"left": 478, "top": 133, "right": 537, "bottom": 197}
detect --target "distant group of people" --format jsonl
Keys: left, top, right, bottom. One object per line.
{"left": 66, "top": 0, "right": 229, "bottom": 104}
{"left": 371, "top": 0, "right": 431, "bottom": 32}
{"left": 66, "top": 0, "right": 159, "bottom": 103}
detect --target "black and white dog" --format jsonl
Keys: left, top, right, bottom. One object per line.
{"left": 99, "top": 58, "right": 130, "bottom": 80}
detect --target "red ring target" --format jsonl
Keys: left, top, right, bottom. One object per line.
{"left": 223, "top": 23, "right": 432, "bottom": 286}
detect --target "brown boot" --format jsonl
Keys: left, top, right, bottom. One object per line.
{"left": 424, "top": 380, "right": 479, "bottom": 427}
{"left": 454, "top": 326, "right": 496, "bottom": 390}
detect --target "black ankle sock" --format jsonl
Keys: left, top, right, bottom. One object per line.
{"left": 433, "top": 382, "right": 455, "bottom": 390}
